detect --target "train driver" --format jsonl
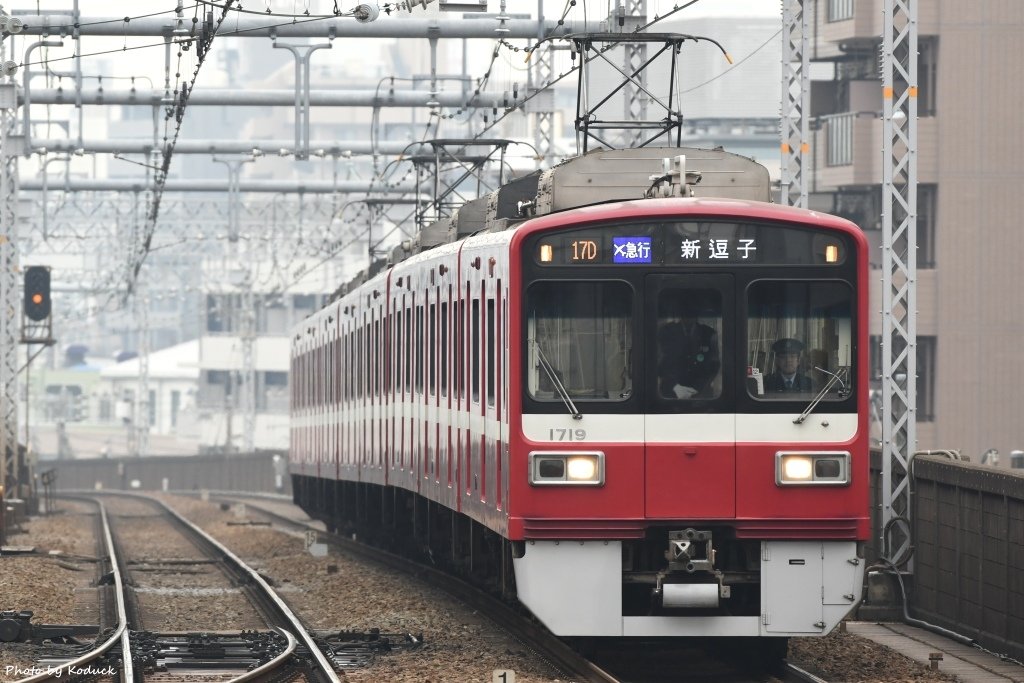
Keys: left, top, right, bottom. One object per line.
{"left": 763, "top": 337, "right": 813, "bottom": 393}
{"left": 657, "top": 294, "right": 721, "bottom": 400}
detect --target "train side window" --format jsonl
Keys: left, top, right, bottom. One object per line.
{"left": 335, "top": 337, "right": 341, "bottom": 403}
{"left": 441, "top": 299, "right": 449, "bottom": 397}
{"left": 356, "top": 325, "right": 362, "bottom": 400}
{"left": 416, "top": 304, "right": 424, "bottom": 395}
{"left": 385, "top": 315, "right": 392, "bottom": 394}
{"left": 457, "top": 296, "right": 466, "bottom": 401}
{"left": 429, "top": 302, "right": 437, "bottom": 396}
{"left": 365, "top": 321, "right": 371, "bottom": 398}
{"left": 405, "top": 307, "right": 412, "bottom": 393}
{"left": 526, "top": 280, "right": 633, "bottom": 402}
{"left": 395, "top": 310, "right": 403, "bottom": 394}
{"left": 472, "top": 297, "right": 481, "bottom": 404}
{"left": 487, "top": 297, "right": 495, "bottom": 406}
{"left": 326, "top": 341, "right": 332, "bottom": 406}
{"left": 746, "top": 280, "right": 854, "bottom": 400}
{"left": 374, "top": 319, "right": 381, "bottom": 397}
{"left": 347, "top": 331, "right": 352, "bottom": 401}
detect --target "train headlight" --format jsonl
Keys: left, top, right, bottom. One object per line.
{"left": 529, "top": 451, "right": 604, "bottom": 486}
{"left": 776, "top": 451, "right": 850, "bottom": 486}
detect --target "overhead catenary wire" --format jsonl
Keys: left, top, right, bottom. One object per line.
{"left": 35, "top": 0, "right": 739, "bottom": 317}
{"left": 126, "top": 0, "right": 239, "bottom": 302}
{"left": 166, "top": 2, "right": 718, "bottom": 300}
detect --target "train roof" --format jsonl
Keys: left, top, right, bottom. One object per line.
{"left": 330, "top": 146, "right": 773, "bottom": 300}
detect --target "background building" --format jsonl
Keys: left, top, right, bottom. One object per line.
{"left": 806, "top": 1, "right": 1024, "bottom": 460}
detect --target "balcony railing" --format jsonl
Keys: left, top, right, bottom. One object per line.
{"left": 825, "top": 112, "right": 854, "bottom": 167}
{"left": 828, "top": 0, "right": 854, "bottom": 22}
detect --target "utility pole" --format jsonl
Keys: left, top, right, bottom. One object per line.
{"left": 880, "top": 0, "right": 918, "bottom": 569}
{"left": 1, "top": 7, "right": 24, "bottom": 504}
{"left": 780, "top": 0, "right": 809, "bottom": 208}
{"left": 621, "top": 0, "right": 648, "bottom": 149}
{"left": 214, "top": 156, "right": 257, "bottom": 453}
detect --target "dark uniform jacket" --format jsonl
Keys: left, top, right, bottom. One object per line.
{"left": 763, "top": 371, "right": 813, "bottom": 393}
{"left": 657, "top": 322, "right": 720, "bottom": 398}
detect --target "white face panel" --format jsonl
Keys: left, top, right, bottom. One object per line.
{"left": 522, "top": 413, "right": 857, "bottom": 444}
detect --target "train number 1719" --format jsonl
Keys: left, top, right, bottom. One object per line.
{"left": 548, "top": 428, "right": 586, "bottom": 441}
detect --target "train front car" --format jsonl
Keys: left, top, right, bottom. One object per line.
{"left": 507, "top": 198, "right": 869, "bottom": 644}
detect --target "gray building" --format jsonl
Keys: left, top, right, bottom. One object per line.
{"left": 805, "top": 1, "right": 1024, "bottom": 461}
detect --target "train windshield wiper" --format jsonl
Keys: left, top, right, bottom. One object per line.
{"left": 531, "top": 340, "right": 583, "bottom": 420}
{"left": 793, "top": 366, "right": 848, "bottom": 424}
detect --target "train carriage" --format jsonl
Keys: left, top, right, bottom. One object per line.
{"left": 290, "top": 147, "right": 869, "bottom": 648}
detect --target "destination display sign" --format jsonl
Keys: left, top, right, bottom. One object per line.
{"left": 534, "top": 221, "right": 847, "bottom": 267}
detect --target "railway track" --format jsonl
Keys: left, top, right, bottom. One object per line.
{"left": 15, "top": 493, "right": 336, "bottom": 683}
{"left": 14, "top": 498, "right": 131, "bottom": 683}
{"left": 200, "top": 492, "right": 834, "bottom": 683}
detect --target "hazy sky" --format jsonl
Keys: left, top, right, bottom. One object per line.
{"left": 6, "top": 0, "right": 783, "bottom": 89}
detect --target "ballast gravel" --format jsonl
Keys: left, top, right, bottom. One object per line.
{"left": 0, "top": 495, "right": 973, "bottom": 682}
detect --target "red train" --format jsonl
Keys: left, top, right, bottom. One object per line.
{"left": 290, "top": 147, "right": 869, "bottom": 653}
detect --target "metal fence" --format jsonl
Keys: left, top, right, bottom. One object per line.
{"left": 45, "top": 451, "right": 290, "bottom": 496}
{"left": 908, "top": 454, "right": 1024, "bottom": 663}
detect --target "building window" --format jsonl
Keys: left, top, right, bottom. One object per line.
{"left": 171, "top": 390, "right": 181, "bottom": 428}
{"left": 827, "top": 0, "right": 854, "bottom": 22}
{"left": 917, "top": 184, "right": 936, "bottom": 268}
{"left": 918, "top": 38, "right": 938, "bottom": 116}
{"left": 917, "top": 336, "right": 936, "bottom": 422}
{"left": 206, "top": 295, "right": 228, "bottom": 332}
{"left": 868, "top": 334, "right": 935, "bottom": 422}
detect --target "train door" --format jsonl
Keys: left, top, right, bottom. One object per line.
{"left": 643, "top": 274, "right": 736, "bottom": 519}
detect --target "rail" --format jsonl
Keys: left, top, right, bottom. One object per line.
{"left": 205, "top": 493, "right": 621, "bottom": 683}
{"left": 154, "top": 497, "right": 338, "bottom": 682}
{"left": 212, "top": 493, "right": 845, "bottom": 683}
{"left": 16, "top": 500, "right": 133, "bottom": 683}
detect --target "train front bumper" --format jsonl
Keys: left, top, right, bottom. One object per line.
{"left": 512, "top": 539, "right": 864, "bottom": 637}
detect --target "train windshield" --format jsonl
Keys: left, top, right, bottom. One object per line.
{"left": 521, "top": 220, "right": 859, "bottom": 412}
{"left": 746, "top": 280, "right": 853, "bottom": 400}
{"left": 525, "top": 281, "right": 633, "bottom": 403}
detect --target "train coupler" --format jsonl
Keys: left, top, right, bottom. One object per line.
{"left": 656, "top": 529, "right": 730, "bottom": 609}
{"left": 665, "top": 528, "right": 715, "bottom": 573}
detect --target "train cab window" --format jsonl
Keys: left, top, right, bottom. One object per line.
{"left": 526, "top": 281, "right": 633, "bottom": 402}
{"left": 655, "top": 288, "right": 723, "bottom": 400}
{"left": 746, "top": 281, "right": 854, "bottom": 400}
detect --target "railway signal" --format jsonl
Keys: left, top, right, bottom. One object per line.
{"left": 23, "top": 266, "right": 51, "bottom": 321}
